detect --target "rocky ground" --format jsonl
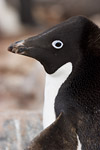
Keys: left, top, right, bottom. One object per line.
{"left": 0, "top": 34, "right": 45, "bottom": 111}
{"left": 0, "top": 33, "right": 45, "bottom": 150}
{"left": 0, "top": 111, "right": 43, "bottom": 150}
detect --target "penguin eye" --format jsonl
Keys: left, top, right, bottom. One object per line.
{"left": 52, "top": 40, "right": 63, "bottom": 49}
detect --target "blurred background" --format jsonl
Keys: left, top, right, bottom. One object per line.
{"left": 0, "top": 0, "right": 100, "bottom": 149}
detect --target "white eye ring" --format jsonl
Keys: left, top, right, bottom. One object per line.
{"left": 52, "top": 40, "right": 63, "bottom": 49}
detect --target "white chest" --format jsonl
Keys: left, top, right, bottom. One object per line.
{"left": 43, "top": 62, "right": 72, "bottom": 128}
{"left": 77, "top": 135, "right": 82, "bottom": 150}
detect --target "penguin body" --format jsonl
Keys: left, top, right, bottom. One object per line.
{"left": 8, "top": 16, "right": 100, "bottom": 149}
{"left": 55, "top": 55, "right": 100, "bottom": 150}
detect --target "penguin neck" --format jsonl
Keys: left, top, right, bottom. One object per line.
{"left": 71, "top": 56, "right": 100, "bottom": 89}
{"left": 68, "top": 56, "right": 100, "bottom": 106}
{"left": 46, "top": 62, "right": 73, "bottom": 79}
{"left": 43, "top": 62, "right": 72, "bottom": 128}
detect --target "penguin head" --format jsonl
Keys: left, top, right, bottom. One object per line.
{"left": 8, "top": 16, "right": 100, "bottom": 74}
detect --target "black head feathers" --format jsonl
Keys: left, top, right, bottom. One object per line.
{"left": 8, "top": 16, "right": 100, "bottom": 74}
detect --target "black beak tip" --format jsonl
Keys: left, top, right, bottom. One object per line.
{"left": 8, "top": 44, "right": 13, "bottom": 52}
{"left": 8, "top": 40, "right": 25, "bottom": 54}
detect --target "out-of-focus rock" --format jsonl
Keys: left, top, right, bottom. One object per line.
{"left": 0, "top": 37, "right": 45, "bottom": 111}
{"left": 0, "top": 37, "right": 44, "bottom": 150}
{"left": 90, "top": 14, "right": 100, "bottom": 27}
{"left": 33, "top": 0, "right": 100, "bottom": 26}
{"left": 0, "top": 0, "right": 23, "bottom": 36}
{"left": 0, "top": 111, "right": 43, "bottom": 150}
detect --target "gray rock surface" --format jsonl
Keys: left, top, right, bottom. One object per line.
{"left": 0, "top": 111, "right": 43, "bottom": 150}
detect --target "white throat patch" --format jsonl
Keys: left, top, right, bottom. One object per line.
{"left": 43, "top": 62, "right": 72, "bottom": 128}
{"left": 77, "top": 135, "right": 82, "bottom": 150}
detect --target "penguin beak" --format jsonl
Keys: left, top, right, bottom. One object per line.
{"left": 8, "top": 36, "right": 55, "bottom": 74}
{"left": 8, "top": 35, "right": 46, "bottom": 60}
{"left": 8, "top": 40, "right": 29, "bottom": 55}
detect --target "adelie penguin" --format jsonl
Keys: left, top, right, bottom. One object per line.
{"left": 8, "top": 16, "right": 100, "bottom": 150}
